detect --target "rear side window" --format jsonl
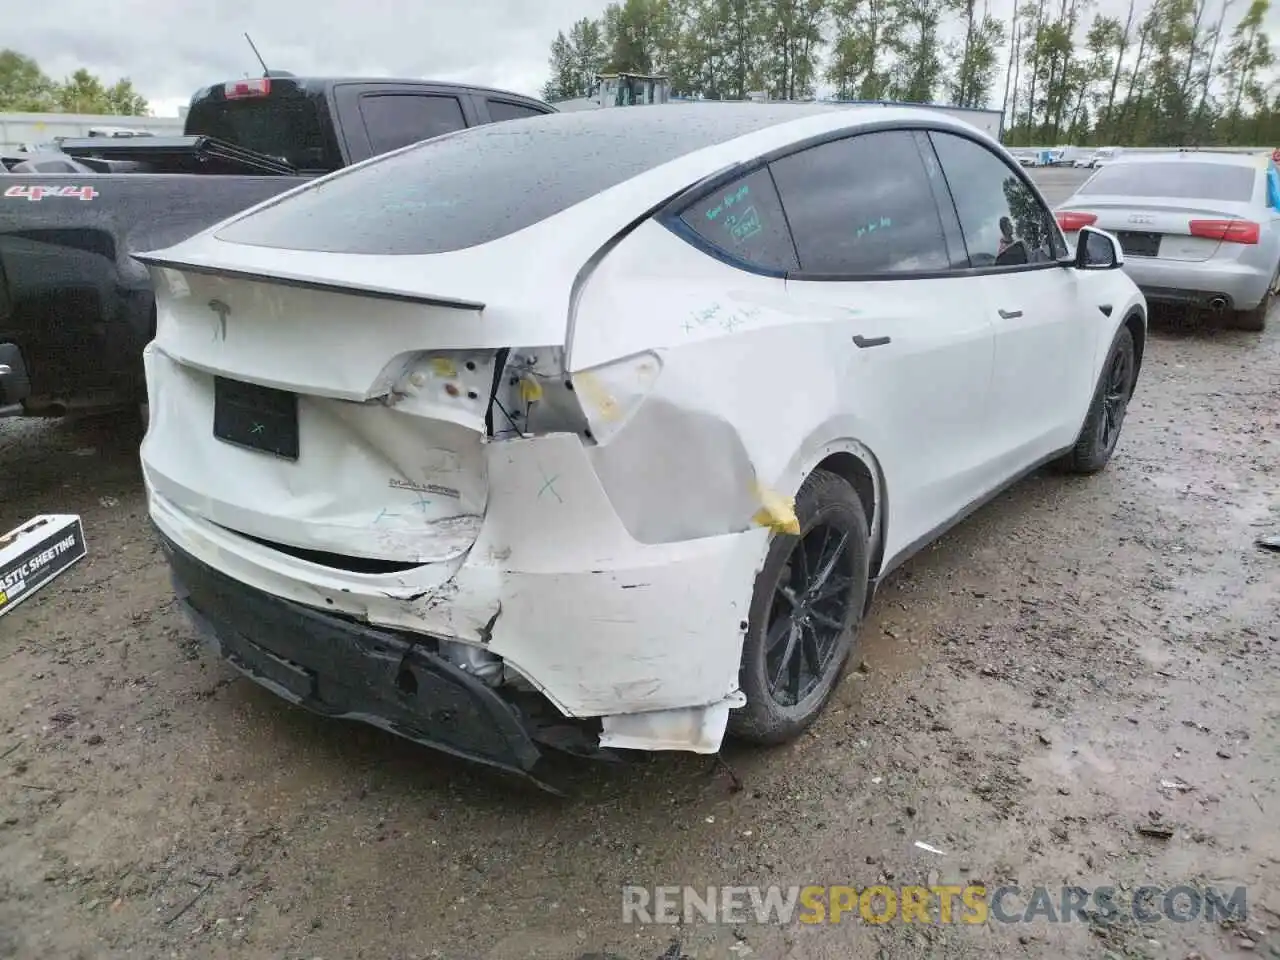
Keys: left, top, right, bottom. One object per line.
{"left": 487, "top": 100, "right": 545, "bottom": 122}
{"left": 1079, "top": 161, "right": 1256, "bottom": 202}
{"left": 358, "top": 94, "right": 467, "bottom": 155}
{"left": 769, "top": 131, "right": 949, "bottom": 275}
{"left": 928, "top": 131, "right": 1065, "bottom": 267}
{"left": 677, "top": 167, "right": 798, "bottom": 272}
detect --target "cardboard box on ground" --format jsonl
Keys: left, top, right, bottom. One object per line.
{"left": 0, "top": 515, "right": 87, "bottom": 617}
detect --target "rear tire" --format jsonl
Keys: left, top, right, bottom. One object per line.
{"left": 1233, "top": 266, "right": 1277, "bottom": 331}
{"left": 1055, "top": 323, "right": 1137, "bottom": 475}
{"left": 1233, "top": 293, "right": 1271, "bottom": 332}
{"left": 729, "top": 469, "right": 870, "bottom": 745}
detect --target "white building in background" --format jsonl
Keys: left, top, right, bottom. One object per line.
{"left": 0, "top": 112, "right": 184, "bottom": 153}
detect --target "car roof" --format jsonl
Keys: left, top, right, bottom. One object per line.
{"left": 1109, "top": 150, "right": 1266, "bottom": 169}
{"left": 389, "top": 99, "right": 977, "bottom": 162}
{"left": 484, "top": 100, "right": 856, "bottom": 141}
{"left": 208, "top": 101, "right": 983, "bottom": 258}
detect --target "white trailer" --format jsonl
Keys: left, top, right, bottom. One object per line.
{"left": 0, "top": 112, "right": 183, "bottom": 154}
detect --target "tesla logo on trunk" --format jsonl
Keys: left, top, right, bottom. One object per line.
{"left": 1128, "top": 214, "right": 1154, "bottom": 224}
{"left": 208, "top": 299, "right": 230, "bottom": 341}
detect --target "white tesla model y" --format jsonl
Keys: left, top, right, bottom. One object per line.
{"left": 135, "top": 103, "right": 1146, "bottom": 789}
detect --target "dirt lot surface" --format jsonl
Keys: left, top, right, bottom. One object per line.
{"left": 1, "top": 168, "right": 1278, "bottom": 960}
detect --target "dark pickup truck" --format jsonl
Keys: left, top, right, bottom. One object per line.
{"left": 0, "top": 75, "right": 555, "bottom": 418}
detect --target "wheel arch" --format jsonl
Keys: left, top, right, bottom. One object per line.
{"left": 1123, "top": 305, "right": 1146, "bottom": 379}
{"left": 788, "top": 437, "right": 889, "bottom": 600}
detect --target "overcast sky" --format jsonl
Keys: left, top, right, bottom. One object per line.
{"left": 15, "top": 0, "right": 1280, "bottom": 118}
{"left": 20, "top": 0, "right": 610, "bottom": 116}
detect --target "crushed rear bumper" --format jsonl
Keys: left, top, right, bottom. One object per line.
{"left": 158, "top": 531, "right": 566, "bottom": 790}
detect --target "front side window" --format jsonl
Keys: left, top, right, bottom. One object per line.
{"left": 677, "top": 167, "right": 798, "bottom": 272}
{"left": 358, "top": 94, "right": 467, "bottom": 156}
{"left": 768, "top": 130, "right": 950, "bottom": 276}
{"left": 929, "top": 131, "right": 1065, "bottom": 268}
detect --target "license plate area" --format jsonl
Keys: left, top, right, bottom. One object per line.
{"left": 1117, "top": 231, "right": 1161, "bottom": 257}
{"left": 213, "top": 376, "right": 299, "bottom": 460}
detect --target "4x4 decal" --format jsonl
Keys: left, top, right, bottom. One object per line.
{"left": 4, "top": 185, "right": 99, "bottom": 201}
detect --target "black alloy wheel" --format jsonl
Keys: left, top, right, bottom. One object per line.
{"left": 765, "top": 521, "right": 858, "bottom": 707}
{"left": 1099, "top": 340, "right": 1133, "bottom": 455}
{"left": 730, "top": 469, "right": 870, "bottom": 745}
{"left": 1055, "top": 322, "right": 1137, "bottom": 474}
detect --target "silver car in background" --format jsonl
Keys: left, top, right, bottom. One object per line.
{"left": 1055, "top": 151, "right": 1280, "bottom": 330}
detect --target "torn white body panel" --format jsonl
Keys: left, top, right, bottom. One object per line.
{"left": 569, "top": 218, "right": 1006, "bottom": 556}
{"left": 146, "top": 425, "right": 769, "bottom": 719}
{"left": 145, "top": 346, "right": 490, "bottom": 563}
{"left": 599, "top": 694, "right": 746, "bottom": 753}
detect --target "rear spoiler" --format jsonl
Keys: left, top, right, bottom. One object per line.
{"left": 133, "top": 255, "right": 487, "bottom": 311}
{"left": 59, "top": 136, "right": 296, "bottom": 176}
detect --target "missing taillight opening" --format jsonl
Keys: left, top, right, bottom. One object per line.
{"left": 1188, "top": 219, "right": 1260, "bottom": 244}
{"left": 1056, "top": 211, "right": 1098, "bottom": 231}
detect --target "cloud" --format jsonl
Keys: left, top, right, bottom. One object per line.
{"left": 11, "top": 0, "right": 1280, "bottom": 120}
{"left": 14, "top": 0, "right": 607, "bottom": 114}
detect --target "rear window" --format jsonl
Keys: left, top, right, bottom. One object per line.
{"left": 185, "top": 95, "right": 343, "bottom": 173}
{"left": 1078, "top": 161, "right": 1256, "bottom": 202}
{"left": 215, "top": 105, "right": 841, "bottom": 256}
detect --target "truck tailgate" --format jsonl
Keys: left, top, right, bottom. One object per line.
{"left": 0, "top": 173, "right": 308, "bottom": 405}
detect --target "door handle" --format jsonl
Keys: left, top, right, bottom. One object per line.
{"left": 852, "top": 335, "right": 892, "bottom": 348}
{"left": 998, "top": 308, "right": 1023, "bottom": 319}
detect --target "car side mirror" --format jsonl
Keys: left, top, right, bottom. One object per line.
{"left": 1074, "top": 226, "right": 1124, "bottom": 270}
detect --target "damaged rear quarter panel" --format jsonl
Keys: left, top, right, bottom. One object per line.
{"left": 447, "top": 432, "right": 770, "bottom": 715}
{"left": 568, "top": 218, "right": 883, "bottom": 545}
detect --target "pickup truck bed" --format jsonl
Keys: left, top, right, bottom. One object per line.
{"left": 0, "top": 174, "right": 304, "bottom": 414}
{"left": 0, "top": 74, "right": 554, "bottom": 417}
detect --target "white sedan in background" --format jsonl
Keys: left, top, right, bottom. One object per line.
{"left": 135, "top": 104, "right": 1146, "bottom": 789}
{"left": 1056, "top": 151, "right": 1280, "bottom": 330}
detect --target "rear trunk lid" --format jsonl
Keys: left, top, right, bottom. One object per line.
{"left": 1059, "top": 197, "right": 1254, "bottom": 262}
{"left": 139, "top": 260, "right": 554, "bottom": 568}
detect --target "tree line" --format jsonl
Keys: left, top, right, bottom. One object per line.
{"left": 542, "top": 0, "right": 1280, "bottom": 147}
{"left": 0, "top": 49, "right": 149, "bottom": 116}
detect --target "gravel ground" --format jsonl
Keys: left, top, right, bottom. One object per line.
{"left": 1, "top": 168, "right": 1278, "bottom": 960}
